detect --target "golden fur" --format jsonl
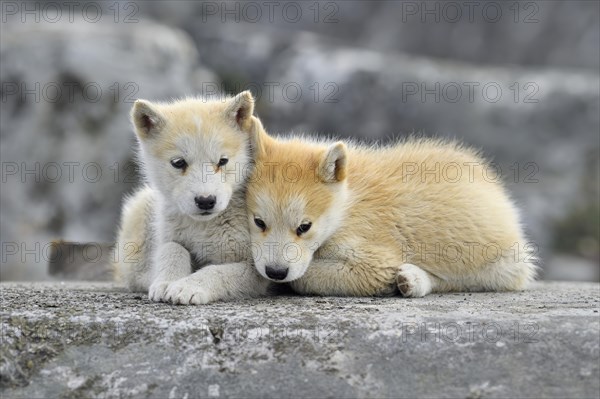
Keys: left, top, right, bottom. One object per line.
{"left": 247, "top": 129, "right": 537, "bottom": 297}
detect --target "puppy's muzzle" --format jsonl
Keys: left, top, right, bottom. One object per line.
{"left": 265, "top": 265, "right": 289, "bottom": 281}
{"left": 194, "top": 195, "right": 216, "bottom": 211}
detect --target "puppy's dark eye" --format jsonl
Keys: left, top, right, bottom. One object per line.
{"left": 218, "top": 157, "right": 229, "bottom": 167}
{"left": 170, "top": 158, "right": 187, "bottom": 170}
{"left": 296, "top": 222, "right": 312, "bottom": 236}
{"left": 254, "top": 217, "right": 266, "bottom": 232}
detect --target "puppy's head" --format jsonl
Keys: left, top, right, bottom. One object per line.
{"left": 131, "top": 91, "right": 257, "bottom": 221}
{"left": 247, "top": 134, "right": 349, "bottom": 282}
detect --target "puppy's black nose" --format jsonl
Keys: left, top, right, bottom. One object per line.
{"left": 194, "top": 195, "right": 216, "bottom": 211}
{"left": 265, "top": 265, "right": 288, "bottom": 281}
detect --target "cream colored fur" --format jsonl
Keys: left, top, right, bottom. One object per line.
{"left": 247, "top": 131, "right": 538, "bottom": 297}
{"left": 113, "top": 92, "right": 270, "bottom": 304}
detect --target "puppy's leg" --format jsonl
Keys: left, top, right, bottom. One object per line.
{"left": 289, "top": 258, "right": 444, "bottom": 298}
{"left": 397, "top": 253, "right": 538, "bottom": 296}
{"left": 164, "top": 262, "right": 271, "bottom": 305}
{"left": 148, "top": 242, "right": 192, "bottom": 302}
{"left": 113, "top": 187, "right": 155, "bottom": 292}
{"left": 432, "top": 256, "right": 538, "bottom": 294}
{"left": 396, "top": 263, "right": 442, "bottom": 298}
{"left": 290, "top": 257, "right": 400, "bottom": 297}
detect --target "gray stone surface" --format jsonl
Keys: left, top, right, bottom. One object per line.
{"left": 1, "top": 282, "right": 599, "bottom": 398}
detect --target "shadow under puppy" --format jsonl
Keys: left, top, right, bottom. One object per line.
{"left": 113, "top": 91, "right": 270, "bottom": 304}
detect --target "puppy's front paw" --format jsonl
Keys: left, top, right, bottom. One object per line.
{"left": 396, "top": 263, "right": 432, "bottom": 298}
{"left": 164, "top": 278, "right": 212, "bottom": 305}
{"left": 148, "top": 280, "right": 170, "bottom": 302}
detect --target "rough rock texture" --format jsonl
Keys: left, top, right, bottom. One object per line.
{"left": 143, "top": 0, "right": 600, "bottom": 70}
{"left": 1, "top": 282, "right": 599, "bottom": 398}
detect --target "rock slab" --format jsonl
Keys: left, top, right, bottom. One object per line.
{"left": 1, "top": 282, "right": 599, "bottom": 398}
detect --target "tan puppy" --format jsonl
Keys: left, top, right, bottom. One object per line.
{"left": 246, "top": 130, "right": 537, "bottom": 297}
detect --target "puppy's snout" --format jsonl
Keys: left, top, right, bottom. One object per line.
{"left": 265, "top": 265, "right": 289, "bottom": 281}
{"left": 194, "top": 195, "right": 216, "bottom": 211}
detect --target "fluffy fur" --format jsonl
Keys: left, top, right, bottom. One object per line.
{"left": 113, "top": 92, "right": 270, "bottom": 304}
{"left": 247, "top": 131, "right": 538, "bottom": 297}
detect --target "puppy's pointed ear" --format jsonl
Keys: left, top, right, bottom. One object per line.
{"left": 318, "top": 142, "right": 348, "bottom": 183}
{"left": 226, "top": 90, "right": 255, "bottom": 132}
{"left": 248, "top": 115, "right": 270, "bottom": 159}
{"left": 131, "top": 100, "right": 165, "bottom": 138}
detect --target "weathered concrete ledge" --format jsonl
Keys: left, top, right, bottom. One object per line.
{"left": 1, "top": 282, "right": 599, "bottom": 398}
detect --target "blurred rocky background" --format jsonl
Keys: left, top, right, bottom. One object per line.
{"left": 1, "top": 0, "right": 598, "bottom": 281}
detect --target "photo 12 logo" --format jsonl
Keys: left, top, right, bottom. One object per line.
{"left": 1, "top": 162, "right": 140, "bottom": 185}
{"left": 400, "top": 321, "right": 539, "bottom": 344}
{"left": 1, "top": 2, "right": 140, "bottom": 24}
{"left": 400, "top": 1, "right": 540, "bottom": 23}
{"left": 1, "top": 81, "right": 139, "bottom": 104}
{"left": 401, "top": 81, "right": 540, "bottom": 104}
{"left": 202, "top": 81, "right": 340, "bottom": 104}
{"left": 200, "top": 1, "right": 340, "bottom": 24}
